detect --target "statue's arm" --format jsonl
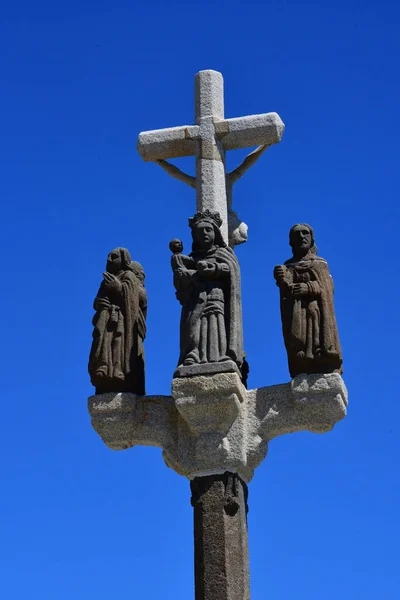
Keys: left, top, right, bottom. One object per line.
{"left": 214, "top": 263, "right": 230, "bottom": 278}
{"left": 94, "top": 296, "right": 109, "bottom": 311}
{"left": 306, "top": 281, "right": 321, "bottom": 295}
{"left": 174, "top": 266, "right": 196, "bottom": 291}
{"left": 197, "top": 261, "right": 229, "bottom": 280}
{"left": 292, "top": 266, "right": 326, "bottom": 298}
{"left": 273, "top": 265, "right": 292, "bottom": 288}
{"left": 304, "top": 261, "right": 334, "bottom": 297}
{"left": 228, "top": 144, "right": 270, "bottom": 185}
{"left": 155, "top": 159, "right": 196, "bottom": 188}
{"left": 93, "top": 285, "right": 110, "bottom": 311}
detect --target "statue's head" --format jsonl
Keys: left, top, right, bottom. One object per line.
{"left": 131, "top": 260, "right": 145, "bottom": 284}
{"left": 289, "top": 224, "right": 317, "bottom": 258}
{"left": 106, "top": 247, "right": 132, "bottom": 274}
{"left": 169, "top": 238, "right": 183, "bottom": 254}
{"left": 189, "top": 210, "right": 226, "bottom": 251}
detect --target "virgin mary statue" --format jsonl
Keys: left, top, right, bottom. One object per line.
{"left": 172, "top": 210, "right": 245, "bottom": 378}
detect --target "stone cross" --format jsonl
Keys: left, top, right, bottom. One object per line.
{"left": 137, "top": 70, "right": 284, "bottom": 246}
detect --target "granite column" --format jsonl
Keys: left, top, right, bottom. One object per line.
{"left": 191, "top": 472, "right": 250, "bottom": 600}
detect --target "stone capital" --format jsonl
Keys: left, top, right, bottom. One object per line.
{"left": 88, "top": 373, "right": 347, "bottom": 483}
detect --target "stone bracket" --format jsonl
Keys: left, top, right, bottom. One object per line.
{"left": 88, "top": 392, "right": 176, "bottom": 452}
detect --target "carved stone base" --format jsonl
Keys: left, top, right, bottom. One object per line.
{"left": 174, "top": 360, "right": 241, "bottom": 379}
{"left": 88, "top": 373, "right": 348, "bottom": 483}
{"left": 169, "top": 372, "right": 250, "bottom": 480}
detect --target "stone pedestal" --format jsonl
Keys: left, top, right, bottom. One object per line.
{"left": 170, "top": 373, "right": 248, "bottom": 479}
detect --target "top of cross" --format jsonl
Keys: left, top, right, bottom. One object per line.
{"left": 137, "top": 70, "right": 284, "bottom": 245}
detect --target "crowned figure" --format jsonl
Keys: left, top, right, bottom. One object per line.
{"left": 171, "top": 210, "right": 245, "bottom": 379}
{"left": 273, "top": 224, "right": 342, "bottom": 378}
{"left": 89, "top": 247, "right": 147, "bottom": 395}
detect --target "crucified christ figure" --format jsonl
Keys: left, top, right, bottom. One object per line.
{"left": 154, "top": 143, "right": 270, "bottom": 247}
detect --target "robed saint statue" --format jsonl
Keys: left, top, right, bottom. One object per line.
{"left": 89, "top": 247, "right": 147, "bottom": 395}
{"left": 274, "top": 224, "right": 342, "bottom": 378}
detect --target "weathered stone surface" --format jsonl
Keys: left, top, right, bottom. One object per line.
{"left": 88, "top": 372, "right": 347, "bottom": 483}
{"left": 227, "top": 208, "right": 248, "bottom": 247}
{"left": 292, "top": 372, "right": 348, "bottom": 402}
{"left": 173, "top": 372, "right": 246, "bottom": 435}
{"left": 174, "top": 360, "right": 241, "bottom": 379}
{"left": 215, "top": 112, "right": 284, "bottom": 150}
{"left": 171, "top": 210, "right": 245, "bottom": 380}
{"left": 251, "top": 372, "right": 348, "bottom": 440}
{"left": 137, "top": 125, "right": 199, "bottom": 161}
{"left": 137, "top": 70, "right": 285, "bottom": 246}
{"left": 191, "top": 472, "right": 250, "bottom": 600}
{"left": 88, "top": 392, "right": 175, "bottom": 451}
{"left": 195, "top": 70, "right": 224, "bottom": 121}
{"left": 169, "top": 373, "right": 248, "bottom": 480}
{"left": 274, "top": 224, "right": 343, "bottom": 378}
{"left": 88, "top": 248, "right": 147, "bottom": 395}
{"left": 196, "top": 113, "right": 228, "bottom": 241}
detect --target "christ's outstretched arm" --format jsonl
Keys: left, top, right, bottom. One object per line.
{"left": 228, "top": 144, "right": 270, "bottom": 185}
{"left": 154, "top": 159, "right": 196, "bottom": 188}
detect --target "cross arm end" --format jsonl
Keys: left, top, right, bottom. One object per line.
{"left": 215, "top": 112, "right": 285, "bottom": 150}
{"left": 137, "top": 125, "right": 199, "bottom": 161}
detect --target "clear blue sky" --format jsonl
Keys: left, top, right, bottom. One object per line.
{"left": 1, "top": 1, "right": 399, "bottom": 598}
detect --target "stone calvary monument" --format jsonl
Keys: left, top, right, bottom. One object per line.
{"left": 88, "top": 70, "right": 348, "bottom": 600}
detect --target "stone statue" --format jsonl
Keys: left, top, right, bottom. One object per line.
{"left": 273, "top": 224, "right": 342, "bottom": 378}
{"left": 171, "top": 210, "right": 245, "bottom": 378}
{"left": 89, "top": 247, "right": 147, "bottom": 395}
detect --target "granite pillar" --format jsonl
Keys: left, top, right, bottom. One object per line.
{"left": 191, "top": 472, "right": 250, "bottom": 600}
